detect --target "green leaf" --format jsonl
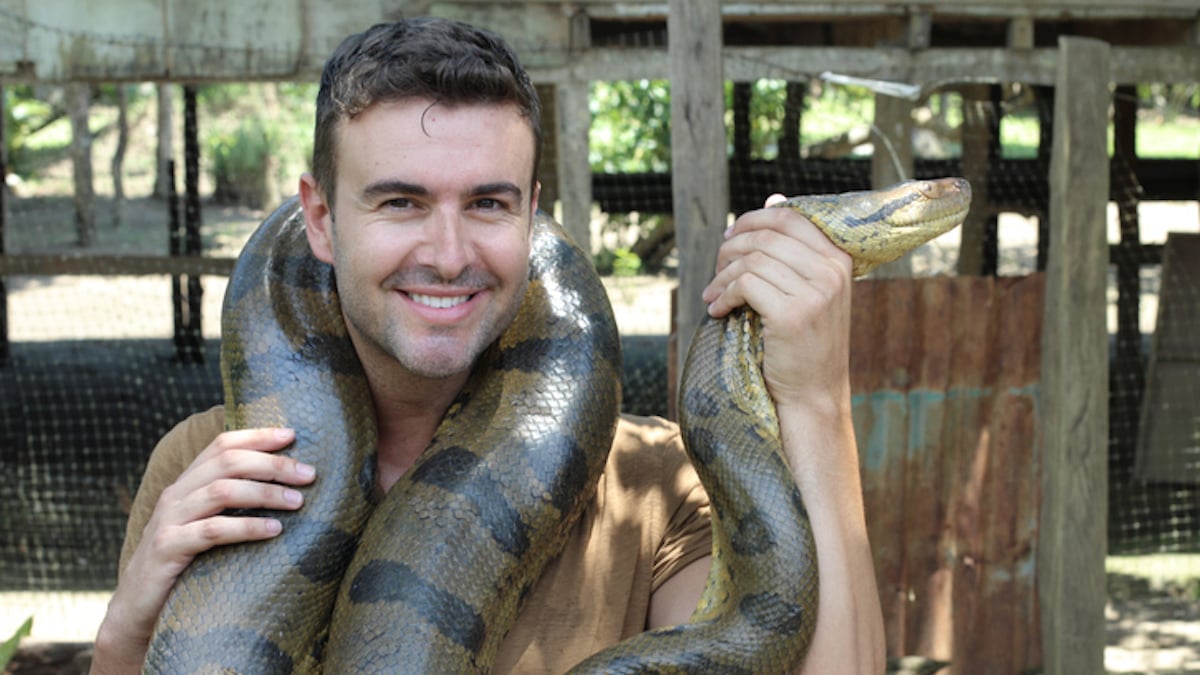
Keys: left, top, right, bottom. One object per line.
{"left": 0, "top": 616, "right": 33, "bottom": 670}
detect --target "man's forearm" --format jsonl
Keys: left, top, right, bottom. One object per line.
{"left": 778, "top": 399, "right": 886, "bottom": 675}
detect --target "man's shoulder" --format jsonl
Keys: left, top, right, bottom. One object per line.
{"left": 614, "top": 413, "right": 681, "bottom": 453}
{"left": 156, "top": 404, "right": 225, "bottom": 462}
{"left": 608, "top": 413, "right": 691, "bottom": 486}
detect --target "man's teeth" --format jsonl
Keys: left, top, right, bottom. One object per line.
{"left": 410, "top": 292, "right": 471, "bottom": 309}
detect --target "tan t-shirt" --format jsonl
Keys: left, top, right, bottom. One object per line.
{"left": 119, "top": 406, "right": 711, "bottom": 673}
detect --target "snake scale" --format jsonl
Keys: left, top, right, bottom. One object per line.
{"left": 144, "top": 177, "right": 970, "bottom": 673}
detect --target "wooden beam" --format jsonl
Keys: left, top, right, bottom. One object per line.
{"left": 1038, "top": 35, "right": 1110, "bottom": 675}
{"left": 557, "top": 45, "right": 1199, "bottom": 89}
{"left": 0, "top": 254, "right": 236, "bottom": 277}
{"left": 668, "top": 0, "right": 726, "bottom": 415}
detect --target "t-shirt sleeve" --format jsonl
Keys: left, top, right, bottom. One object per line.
{"left": 651, "top": 478, "right": 711, "bottom": 591}
{"left": 611, "top": 414, "right": 712, "bottom": 592}
{"left": 117, "top": 405, "right": 225, "bottom": 577}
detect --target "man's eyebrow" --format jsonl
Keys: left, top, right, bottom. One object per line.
{"left": 360, "top": 180, "right": 428, "bottom": 202}
{"left": 469, "top": 182, "right": 523, "bottom": 202}
{"left": 359, "top": 180, "right": 524, "bottom": 204}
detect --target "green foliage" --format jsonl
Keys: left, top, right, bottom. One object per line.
{"left": 0, "top": 616, "right": 33, "bottom": 670}
{"left": 724, "top": 79, "right": 792, "bottom": 159}
{"left": 589, "top": 80, "right": 672, "bottom": 173}
{"left": 4, "top": 86, "right": 58, "bottom": 176}
{"left": 207, "top": 117, "right": 279, "bottom": 208}
{"left": 593, "top": 246, "right": 643, "bottom": 276}
{"left": 195, "top": 83, "right": 253, "bottom": 114}
{"left": 203, "top": 83, "right": 316, "bottom": 207}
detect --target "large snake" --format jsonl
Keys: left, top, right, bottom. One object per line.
{"left": 144, "top": 177, "right": 970, "bottom": 673}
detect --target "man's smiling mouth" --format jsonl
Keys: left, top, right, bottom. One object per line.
{"left": 408, "top": 292, "right": 473, "bottom": 309}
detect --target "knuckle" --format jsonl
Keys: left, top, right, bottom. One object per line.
{"left": 274, "top": 455, "right": 296, "bottom": 474}
{"left": 158, "top": 482, "right": 184, "bottom": 506}
{"left": 149, "top": 527, "right": 176, "bottom": 555}
{"left": 198, "top": 518, "right": 224, "bottom": 543}
{"left": 214, "top": 448, "right": 244, "bottom": 473}
{"left": 206, "top": 479, "right": 236, "bottom": 504}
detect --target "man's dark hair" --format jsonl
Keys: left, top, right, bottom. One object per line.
{"left": 311, "top": 17, "right": 542, "bottom": 208}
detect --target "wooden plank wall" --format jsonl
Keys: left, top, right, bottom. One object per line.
{"left": 852, "top": 273, "right": 1045, "bottom": 674}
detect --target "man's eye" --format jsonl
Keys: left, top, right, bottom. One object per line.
{"left": 383, "top": 197, "right": 413, "bottom": 209}
{"left": 475, "top": 198, "right": 504, "bottom": 210}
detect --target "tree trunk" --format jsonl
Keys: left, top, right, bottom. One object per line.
{"left": 67, "top": 83, "right": 95, "bottom": 247}
{"left": 153, "top": 83, "right": 174, "bottom": 199}
{"left": 260, "top": 83, "right": 282, "bottom": 207}
{"left": 110, "top": 84, "right": 128, "bottom": 228}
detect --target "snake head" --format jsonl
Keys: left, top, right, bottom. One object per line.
{"left": 782, "top": 177, "right": 972, "bottom": 277}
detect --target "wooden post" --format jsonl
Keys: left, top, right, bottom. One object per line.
{"left": 779, "top": 81, "right": 805, "bottom": 161}
{"left": 535, "top": 83, "right": 558, "bottom": 210}
{"left": 870, "top": 93, "right": 915, "bottom": 277}
{"left": 1038, "top": 36, "right": 1110, "bottom": 675}
{"left": 870, "top": 14, "right": 923, "bottom": 278}
{"left": 556, "top": 79, "right": 593, "bottom": 250}
{"left": 668, "top": 0, "right": 726, "bottom": 413}
{"left": 955, "top": 85, "right": 993, "bottom": 275}
{"left": 0, "top": 84, "right": 7, "bottom": 365}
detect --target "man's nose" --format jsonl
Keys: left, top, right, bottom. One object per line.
{"left": 420, "top": 209, "right": 473, "bottom": 280}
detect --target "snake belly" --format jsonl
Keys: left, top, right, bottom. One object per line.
{"left": 569, "top": 177, "right": 971, "bottom": 674}
{"left": 144, "top": 197, "right": 623, "bottom": 673}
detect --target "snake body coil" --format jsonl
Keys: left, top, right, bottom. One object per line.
{"left": 145, "top": 178, "right": 969, "bottom": 674}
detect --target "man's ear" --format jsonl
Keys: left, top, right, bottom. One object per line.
{"left": 299, "top": 173, "right": 335, "bottom": 264}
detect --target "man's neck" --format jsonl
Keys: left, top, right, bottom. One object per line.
{"left": 364, "top": 365, "right": 470, "bottom": 493}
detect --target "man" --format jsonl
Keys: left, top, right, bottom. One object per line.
{"left": 93, "top": 17, "right": 884, "bottom": 673}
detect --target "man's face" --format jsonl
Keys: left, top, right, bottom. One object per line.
{"left": 311, "top": 99, "right": 537, "bottom": 381}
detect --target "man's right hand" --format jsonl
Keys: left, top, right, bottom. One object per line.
{"left": 91, "top": 427, "right": 315, "bottom": 673}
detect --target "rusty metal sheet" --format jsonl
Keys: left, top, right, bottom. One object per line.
{"left": 850, "top": 274, "right": 1045, "bottom": 674}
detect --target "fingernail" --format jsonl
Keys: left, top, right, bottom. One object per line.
{"left": 295, "top": 463, "right": 316, "bottom": 480}
{"left": 265, "top": 519, "right": 282, "bottom": 535}
{"left": 275, "top": 427, "right": 294, "bottom": 440}
{"left": 283, "top": 488, "right": 304, "bottom": 506}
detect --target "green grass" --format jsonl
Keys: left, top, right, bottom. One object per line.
{"left": 1107, "top": 552, "right": 1200, "bottom": 592}
{"left": 1001, "top": 113, "right": 1200, "bottom": 158}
